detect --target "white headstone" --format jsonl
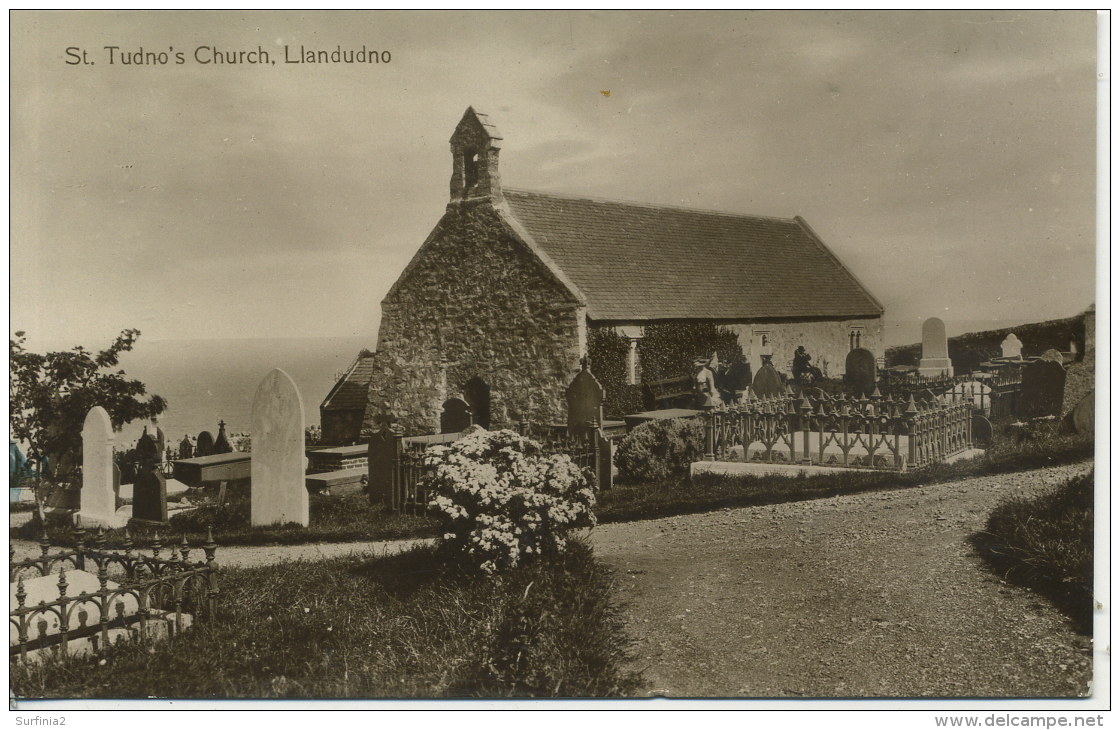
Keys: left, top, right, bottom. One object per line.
{"left": 1000, "top": 334, "right": 1023, "bottom": 359}
{"left": 250, "top": 368, "right": 308, "bottom": 527}
{"left": 918, "top": 317, "right": 952, "bottom": 377}
{"left": 80, "top": 407, "right": 128, "bottom": 528}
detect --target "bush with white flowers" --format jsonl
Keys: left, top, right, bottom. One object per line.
{"left": 422, "top": 429, "right": 597, "bottom": 574}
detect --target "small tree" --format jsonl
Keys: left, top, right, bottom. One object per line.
{"left": 9, "top": 330, "right": 168, "bottom": 507}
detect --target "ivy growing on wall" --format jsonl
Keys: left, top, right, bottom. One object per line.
{"left": 587, "top": 322, "right": 745, "bottom": 418}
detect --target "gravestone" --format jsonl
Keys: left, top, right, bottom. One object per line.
{"left": 131, "top": 432, "right": 168, "bottom": 524}
{"left": 179, "top": 436, "right": 194, "bottom": 460}
{"left": 196, "top": 431, "right": 215, "bottom": 458}
{"left": 918, "top": 317, "right": 952, "bottom": 377}
{"left": 971, "top": 415, "right": 994, "bottom": 448}
{"left": 1039, "top": 349, "right": 1065, "bottom": 364}
{"left": 844, "top": 348, "right": 877, "bottom": 396}
{"left": 1071, "top": 391, "right": 1094, "bottom": 435}
{"left": 750, "top": 363, "right": 784, "bottom": 399}
{"left": 440, "top": 398, "right": 472, "bottom": 434}
{"left": 212, "top": 420, "right": 233, "bottom": 454}
{"left": 1018, "top": 360, "right": 1066, "bottom": 419}
{"left": 250, "top": 368, "right": 308, "bottom": 527}
{"left": 80, "top": 406, "right": 127, "bottom": 528}
{"left": 566, "top": 360, "right": 604, "bottom": 436}
{"left": 1000, "top": 334, "right": 1023, "bottom": 360}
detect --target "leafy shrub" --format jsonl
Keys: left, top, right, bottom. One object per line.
{"left": 614, "top": 417, "right": 706, "bottom": 484}
{"left": 422, "top": 429, "right": 597, "bottom": 574}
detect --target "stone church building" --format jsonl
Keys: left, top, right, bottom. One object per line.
{"left": 320, "top": 107, "right": 884, "bottom": 443}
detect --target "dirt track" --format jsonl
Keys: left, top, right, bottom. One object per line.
{"left": 591, "top": 462, "right": 1096, "bottom": 698}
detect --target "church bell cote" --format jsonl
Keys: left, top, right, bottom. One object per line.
{"left": 449, "top": 106, "right": 503, "bottom": 205}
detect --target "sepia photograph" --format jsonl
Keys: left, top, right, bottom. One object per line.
{"left": 8, "top": 9, "right": 1106, "bottom": 716}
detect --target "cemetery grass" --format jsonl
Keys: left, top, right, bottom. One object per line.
{"left": 9, "top": 539, "right": 644, "bottom": 699}
{"left": 594, "top": 427, "right": 1094, "bottom": 526}
{"left": 969, "top": 469, "right": 1094, "bottom": 634}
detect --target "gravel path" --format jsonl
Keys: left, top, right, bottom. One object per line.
{"left": 9, "top": 462, "right": 1095, "bottom": 699}
{"left": 591, "top": 462, "right": 1095, "bottom": 698}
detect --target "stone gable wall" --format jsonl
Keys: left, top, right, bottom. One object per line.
{"left": 362, "top": 204, "right": 584, "bottom": 436}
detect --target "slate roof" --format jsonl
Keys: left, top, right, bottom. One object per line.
{"left": 321, "top": 354, "right": 376, "bottom": 411}
{"left": 503, "top": 189, "right": 883, "bottom": 322}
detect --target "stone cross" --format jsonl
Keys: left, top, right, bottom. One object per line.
{"left": 1000, "top": 334, "right": 1023, "bottom": 360}
{"left": 918, "top": 317, "right": 952, "bottom": 377}
{"left": 79, "top": 406, "right": 127, "bottom": 528}
{"left": 250, "top": 368, "right": 308, "bottom": 527}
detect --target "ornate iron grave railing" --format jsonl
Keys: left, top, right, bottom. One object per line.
{"left": 702, "top": 388, "right": 974, "bottom": 472}
{"left": 10, "top": 527, "right": 220, "bottom": 663}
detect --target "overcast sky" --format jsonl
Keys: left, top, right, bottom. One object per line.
{"left": 10, "top": 10, "right": 1100, "bottom": 349}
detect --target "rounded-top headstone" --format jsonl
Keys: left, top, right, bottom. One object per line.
{"left": 844, "top": 348, "right": 877, "bottom": 396}
{"left": 971, "top": 415, "right": 994, "bottom": 448}
{"left": 750, "top": 363, "right": 784, "bottom": 399}
{"left": 1039, "top": 349, "right": 1065, "bottom": 364}
{"left": 922, "top": 317, "right": 948, "bottom": 360}
{"left": 250, "top": 368, "right": 308, "bottom": 528}
{"left": 196, "top": 431, "right": 215, "bottom": 457}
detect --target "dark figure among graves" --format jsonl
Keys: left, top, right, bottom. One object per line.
{"left": 793, "top": 346, "right": 824, "bottom": 383}
{"left": 717, "top": 360, "right": 753, "bottom": 403}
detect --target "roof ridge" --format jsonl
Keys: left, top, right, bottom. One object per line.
{"left": 503, "top": 187, "right": 798, "bottom": 224}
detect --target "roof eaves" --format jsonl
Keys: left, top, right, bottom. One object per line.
{"left": 793, "top": 215, "right": 886, "bottom": 317}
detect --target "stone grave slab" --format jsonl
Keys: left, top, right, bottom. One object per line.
{"left": 1018, "top": 360, "right": 1067, "bottom": 419}
{"left": 80, "top": 407, "right": 128, "bottom": 529}
{"left": 844, "top": 348, "right": 877, "bottom": 396}
{"left": 250, "top": 368, "right": 308, "bottom": 527}
{"left": 918, "top": 317, "right": 952, "bottom": 377}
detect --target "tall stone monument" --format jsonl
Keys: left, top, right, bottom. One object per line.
{"left": 250, "top": 368, "right": 308, "bottom": 527}
{"left": 79, "top": 406, "right": 128, "bottom": 529}
{"left": 918, "top": 317, "right": 952, "bottom": 377}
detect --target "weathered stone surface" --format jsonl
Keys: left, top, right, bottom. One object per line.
{"left": 1018, "top": 360, "right": 1066, "bottom": 419}
{"left": 363, "top": 203, "right": 584, "bottom": 436}
{"left": 844, "top": 348, "right": 877, "bottom": 396}
{"left": 80, "top": 407, "right": 126, "bottom": 529}
{"left": 1039, "top": 349, "right": 1065, "bottom": 364}
{"left": 566, "top": 363, "right": 604, "bottom": 435}
{"left": 250, "top": 369, "right": 308, "bottom": 527}
{"left": 750, "top": 364, "right": 784, "bottom": 399}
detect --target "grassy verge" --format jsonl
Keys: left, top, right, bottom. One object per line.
{"left": 10, "top": 540, "right": 643, "bottom": 699}
{"left": 970, "top": 470, "right": 1094, "bottom": 635}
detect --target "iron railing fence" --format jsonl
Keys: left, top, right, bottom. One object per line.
{"left": 9, "top": 527, "right": 220, "bottom": 663}
{"left": 702, "top": 389, "right": 974, "bottom": 472}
